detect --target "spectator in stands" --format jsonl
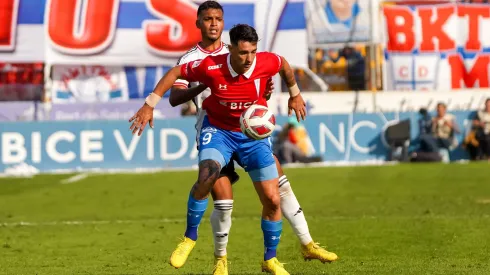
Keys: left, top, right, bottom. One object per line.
{"left": 328, "top": 46, "right": 366, "bottom": 91}
{"left": 420, "top": 103, "right": 459, "bottom": 154}
{"left": 273, "top": 117, "right": 322, "bottom": 164}
{"left": 472, "top": 98, "right": 490, "bottom": 160}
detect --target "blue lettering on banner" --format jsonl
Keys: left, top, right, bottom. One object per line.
{"left": 0, "top": 112, "right": 474, "bottom": 173}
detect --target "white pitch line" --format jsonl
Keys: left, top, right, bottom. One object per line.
{"left": 0, "top": 218, "right": 188, "bottom": 227}
{"left": 60, "top": 173, "right": 89, "bottom": 184}
{"left": 1, "top": 215, "right": 488, "bottom": 228}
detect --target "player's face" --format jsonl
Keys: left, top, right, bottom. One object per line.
{"left": 196, "top": 9, "right": 224, "bottom": 42}
{"left": 230, "top": 41, "right": 257, "bottom": 73}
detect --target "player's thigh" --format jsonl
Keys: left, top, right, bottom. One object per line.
{"left": 238, "top": 138, "right": 278, "bottom": 183}
{"left": 211, "top": 156, "right": 240, "bottom": 200}
{"left": 272, "top": 154, "right": 284, "bottom": 177}
{"left": 198, "top": 122, "right": 234, "bottom": 171}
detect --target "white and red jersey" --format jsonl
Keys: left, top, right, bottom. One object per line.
{"left": 173, "top": 42, "right": 228, "bottom": 109}
{"left": 180, "top": 52, "right": 282, "bottom": 132}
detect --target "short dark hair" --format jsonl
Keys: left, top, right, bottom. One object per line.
{"left": 197, "top": 1, "right": 223, "bottom": 17}
{"left": 229, "top": 24, "right": 258, "bottom": 46}
{"left": 437, "top": 102, "right": 446, "bottom": 109}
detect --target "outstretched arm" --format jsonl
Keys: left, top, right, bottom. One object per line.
{"left": 278, "top": 56, "right": 306, "bottom": 122}
{"left": 128, "top": 65, "right": 183, "bottom": 136}
{"left": 150, "top": 66, "right": 183, "bottom": 99}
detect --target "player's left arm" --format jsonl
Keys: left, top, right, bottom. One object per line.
{"left": 277, "top": 55, "right": 307, "bottom": 122}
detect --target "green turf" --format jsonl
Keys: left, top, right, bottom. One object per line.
{"left": 1, "top": 163, "right": 490, "bottom": 274}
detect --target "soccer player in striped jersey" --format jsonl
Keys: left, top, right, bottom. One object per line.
{"left": 138, "top": 1, "right": 337, "bottom": 274}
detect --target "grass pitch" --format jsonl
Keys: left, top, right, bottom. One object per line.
{"left": 1, "top": 163, "right": 490, "bottom": 274}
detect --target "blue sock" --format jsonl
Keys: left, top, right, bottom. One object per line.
{"left": 184, "top": 194, "right": 208, "bottom": 241}
{"left": 261, "top": 219, "right": 282, "bottom": 261}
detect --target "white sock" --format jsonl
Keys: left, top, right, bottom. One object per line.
{"left": 211, "top": 200, "right": 233, "bottom": 257}
{"left": 279, "top": 175, "right": 313, "bottom": 246}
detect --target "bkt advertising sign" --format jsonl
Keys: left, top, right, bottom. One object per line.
{"left": 0, "top": 113, "right": 473, "bottom": 173}
{"left": 383, "top": 3, "right": 490, "bottom": 91}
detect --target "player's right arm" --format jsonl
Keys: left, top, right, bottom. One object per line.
{"left": 129, "top": 59, "right": 207, "bottom": 136}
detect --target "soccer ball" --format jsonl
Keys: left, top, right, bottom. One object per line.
{"left": 239, "top": 104, "right": 276, "bottom": 140}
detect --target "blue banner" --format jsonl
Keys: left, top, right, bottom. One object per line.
{"left": 0, "top": 112, "right": 475, "bottom": 173}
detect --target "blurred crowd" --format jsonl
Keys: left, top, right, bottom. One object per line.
{"left": 410, "top": 99, "right": 490, "bottom": 162}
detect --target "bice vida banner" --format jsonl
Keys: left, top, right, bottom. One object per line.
{"left": 0, "top": 0, "right": 307, "bottom": 66}
{"left": 383, "top": 3, "right": 490, "bottom": 91}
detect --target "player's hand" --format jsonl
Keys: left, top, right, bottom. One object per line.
{"left": 264, "top": 78, "right": 274, "bottom": 100}
{"left": 288, "top": 94, "right": 306, "bottom": 122}
{"left": 129, "top": 104, "right": 154, "bottom": 136}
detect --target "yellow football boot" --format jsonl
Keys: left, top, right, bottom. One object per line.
{"left": 301, "top": 241, "right": 338, "bottom": 263}
{"left": 261, "top": 257, "right": 290, "bottom": 275}
{"left": 212, "top": 255, "right": 228, "bottom": 275}
{"left": 169, "top": 237, "right": 196, "bottom": 268}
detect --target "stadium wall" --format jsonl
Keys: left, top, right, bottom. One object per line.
{"left": 0, "top": 108, "right": 481, "bottom": 175}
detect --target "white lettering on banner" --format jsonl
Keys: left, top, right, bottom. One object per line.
{"left": 319, "top": 123, "right": 345, "bottom": 154}
{"left": 147, "top": 129, "right": 154, "bottom": 161}
{"left": 160, "top": 129, "right": 188, "bottom": 161}
{"left": 2, "top": 132, "right": 27, "bottom": 164}
{"left": 80, "top": 131, "right": 104, "bottom": 162}
{"left": 349, "top": 121, "right": 378, "bottom": 154}
{"left": 114, "top": 130, "right": 140, "bottom": 161}
{"left": 46, "top": 131, "right": 76, "bottom": 163}
{"left": 31, "top": 132, "right": 42, "bottom": 163}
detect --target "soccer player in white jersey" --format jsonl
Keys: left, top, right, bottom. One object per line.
{"left": 167, "top": 1, "right": 338, "bottom": 274}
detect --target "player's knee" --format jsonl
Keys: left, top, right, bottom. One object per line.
{"left": 264, "top": 192, "right": 281, "bottom": 213}
{"left": 194, "top": 160, "right": 221, "bottom": 198}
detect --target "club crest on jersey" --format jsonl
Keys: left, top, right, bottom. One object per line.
{"left": 201, "top": 126, "right": 217, "bottom": 134}
{"left": 192, "top": 60, "right": 202, "bottom": 68}
{"left": 218, "top": 84, "right": 227, "bottom": 90}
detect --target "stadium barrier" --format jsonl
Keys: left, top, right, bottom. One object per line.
{"left": 0, "top": 110, "right": 476, "bottom": 175}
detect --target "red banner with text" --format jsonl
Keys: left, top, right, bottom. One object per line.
{"left": 383, "top": 3, "right": 490, "bottom": 91}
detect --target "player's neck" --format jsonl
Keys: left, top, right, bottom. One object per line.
{"left": 198, "top": 39, "right": 222, "bottom": 52}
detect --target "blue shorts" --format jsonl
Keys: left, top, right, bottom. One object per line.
{"left": 198, "top": 116, "right": 278, "bottom": 182}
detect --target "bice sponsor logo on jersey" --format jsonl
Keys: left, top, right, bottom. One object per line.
{"left": 220, "top": 100, "right": 258, "bottom": 110}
